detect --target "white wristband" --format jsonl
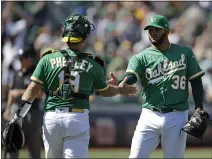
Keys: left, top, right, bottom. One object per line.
{"left": 18, "top": 102, "right": 32, "bottom": 118}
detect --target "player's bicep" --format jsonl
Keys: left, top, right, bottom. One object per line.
{"left": 126, "top": 56, "right": 142, "bottom": 81}
{"left": 187, "top": 48, "right": 205, "bottom": 81}
{"left": 94, "top": 68, "right": 109, "bottom": 92}
{"left": 30, "top": 57, "right": 46, "bottom": 85}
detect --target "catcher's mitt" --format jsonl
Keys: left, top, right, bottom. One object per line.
{"left": 182, "top": 109, "right": 210, "bottom": 139}
{"left": 2, "top": 119, "right": 25, "bottom": 152}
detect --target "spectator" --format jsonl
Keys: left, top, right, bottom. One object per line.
{"left": 1, "top": 1, "right": 212, "bottom": 108}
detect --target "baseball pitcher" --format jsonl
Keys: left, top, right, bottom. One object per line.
{"left": 109, "top": 14, "right": 209, "bottom": 158}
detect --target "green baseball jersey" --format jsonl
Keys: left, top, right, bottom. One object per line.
{"left": 31, "top": 48, "right": 109, "bottom": 110}
{"left": 126, "top": 44, "right": 205, "bottom": 110}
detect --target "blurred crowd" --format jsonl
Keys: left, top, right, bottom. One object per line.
{"left": 1, "top": 1, "right": 212, "bottom": 109}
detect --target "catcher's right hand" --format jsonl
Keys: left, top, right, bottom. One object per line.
{"left": 2, "top": 117, "right": 25, "bottom": 152}
{"left": 182, "top": 109, "right": 210, "bottom": 139}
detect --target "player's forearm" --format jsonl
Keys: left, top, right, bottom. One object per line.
{"left": 22, "top": 82, "right": 42, "bottom": 103}
{"left": 119, "top": 73, "right": 137, "bottom": 85}
{"left": 190, "top": 77, "right": 204, "bottom": 110}
{"left": 100, "top": 85, "right": 121, "bottom": 97}
{"left": 13, "top": 81, "right": 42, "bottom": 118}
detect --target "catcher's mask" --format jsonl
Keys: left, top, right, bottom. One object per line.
{"left": 61, "top": 13, "right": 95, "bottom": 43}
{"left": 2, "top": 122, "right": 25, "bottom": 152}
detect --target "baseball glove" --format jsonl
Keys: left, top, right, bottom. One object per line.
{"left": 182, "top": 109, "right": 210, "bottom": 139}
{"left": 2, "top": 118, "right": 25, "bottom": 152}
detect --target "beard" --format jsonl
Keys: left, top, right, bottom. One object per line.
{"left": 149, "top": 31, "right": 167, "bottom": 46}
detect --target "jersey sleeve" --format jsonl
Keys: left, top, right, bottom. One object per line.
{"left": 126, "top": 55, "right": 142, "bottom": 81}
{"left": 30, "top": 57, "right": 46, "bottom": 85}
{"left": 94, "top": 67, "right": 109, "bottom": 92}
{"left": 187, "top": 48, "right": 205, "bottom": 81}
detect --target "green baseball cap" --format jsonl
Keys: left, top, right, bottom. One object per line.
{"left": 144, "top": 14, "right": 169, "bottom": 30}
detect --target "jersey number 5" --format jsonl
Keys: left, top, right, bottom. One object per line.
{"left": 58, "top": 70, "right": 80, "bottom": 92}
{"left": 171, "top": 75, "right": 186, "bottom": 90}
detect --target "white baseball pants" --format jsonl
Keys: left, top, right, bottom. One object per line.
{"left": 42, "top": 107, "right": 90, "bottom": 158}
{"left": 129, "top": 108, "right": 188, "bottom": 158}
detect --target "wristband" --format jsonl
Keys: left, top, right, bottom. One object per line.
{"left": 16, "top": 100, "right": 32, "bottom": 118}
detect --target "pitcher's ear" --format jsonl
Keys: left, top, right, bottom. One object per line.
{"left": 166, "top": 28, "right": 170, "bottom": 35}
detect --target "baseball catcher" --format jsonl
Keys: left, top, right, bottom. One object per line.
{"left": 2, "top": 12, "right": 137, "bottom": 158}
{"left": 182, "top": 108, "right": 212, "bottom": 139}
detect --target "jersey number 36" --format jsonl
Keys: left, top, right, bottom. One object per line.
{"left": 171, "top": 75, "right": 186, "bottom": 90}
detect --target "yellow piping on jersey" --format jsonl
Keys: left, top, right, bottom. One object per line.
{"left": 30, "top": 76, "right": 44, "bottom": 85}
{"left": 96, "top": 84, "right": 109, "bottom": 92}
{"left": 126, "top": 69, "right": 139, "bottom": 81}
{"left": 189, "top": 71, "right": 205, "bottom": 81}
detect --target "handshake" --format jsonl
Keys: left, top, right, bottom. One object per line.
{"left": 106, "top": 72, "right": 138, "bottom": 96}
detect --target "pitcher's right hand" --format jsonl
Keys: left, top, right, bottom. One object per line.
{"left": 118, "top": 77, "right": 137, "bottom": 96}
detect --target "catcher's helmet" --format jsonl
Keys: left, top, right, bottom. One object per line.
{"left": 61, "top": 13, "right": 95, "bottom": 43}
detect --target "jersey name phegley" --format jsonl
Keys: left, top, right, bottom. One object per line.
{"left": 146, "top": 54, "right": 186, "bottom": 83}
{"left": 50, "top": 57, "right": 93, "bottom": 72}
